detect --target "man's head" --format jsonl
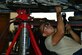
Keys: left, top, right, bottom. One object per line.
{"left": 40, "top": 22, "right": 55, "bottom": 37}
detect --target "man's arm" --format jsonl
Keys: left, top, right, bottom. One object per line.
{"left": 52, "top": 6, "right": 64, "bottom": 45}
{"left": 66, "top": 24, "right": 81, "bottom": 44}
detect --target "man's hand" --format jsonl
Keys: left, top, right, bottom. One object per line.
{"left": 55, "top": 5, "right": 62, "bottom": 13}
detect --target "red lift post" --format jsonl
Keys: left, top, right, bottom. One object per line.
{"left": 6, "top": 9, "right": 42, "bottom": 55}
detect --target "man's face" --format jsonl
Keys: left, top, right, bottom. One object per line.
{"left": 40, "top": 23, "right": 55, "bottom": 37}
